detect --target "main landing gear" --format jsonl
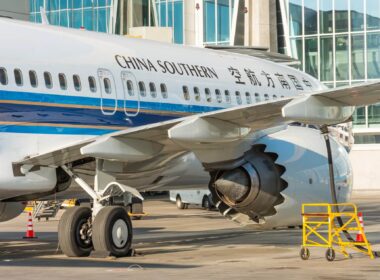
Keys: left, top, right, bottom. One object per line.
{"left": 58, "top": 166, "right": 140, "bottom": 258}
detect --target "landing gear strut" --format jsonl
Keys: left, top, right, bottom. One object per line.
{"left": 58, "top": 165, "right": 141, "bottom": 258}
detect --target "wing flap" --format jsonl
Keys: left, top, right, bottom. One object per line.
{"left": 316, "top": 81, "right": 380, "bottom": 106}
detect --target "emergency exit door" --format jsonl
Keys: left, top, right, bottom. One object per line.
{"left": 121, "top": 71, "right": 140, "bottom": 117}
{"left": 98, "top": 68, "right": 117, "bottom": 115}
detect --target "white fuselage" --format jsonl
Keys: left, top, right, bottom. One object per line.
{"left": 0, "top": 19, "right": 352, "bottom": 229}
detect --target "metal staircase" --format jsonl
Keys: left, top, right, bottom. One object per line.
{"left": 33, "top": 201, "right": 62, "bottom": 221}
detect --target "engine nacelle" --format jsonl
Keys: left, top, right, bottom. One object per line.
{"left": 210, "top": 145, "right": 287, "bottom": 222}
{"left": 208, "top": 125, "right": 353, "bottom": 228}
{"left": 0, "top": 202, "right": 25, "bottom": 222}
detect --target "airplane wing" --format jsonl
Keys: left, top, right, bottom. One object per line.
{"left": 14, "top": 82, "right": 380, "bottom": 170}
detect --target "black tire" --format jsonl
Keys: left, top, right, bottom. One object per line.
{"left": 300, "top": 247, "right": 310, "bottom": 260}
{"left": 92, "top": 206, "right": 133, "bottom": 258}
{"left": 325, "top": 248, "right": 335, "bottom": 262}
{"left": 202, "top": 196, "right": 212, "bottom": 211}
{"left": 58, "top": 207, "right": 93, "bottom": 257}
{"left": 176, "top": 195, "right": 185, "bottom": 209}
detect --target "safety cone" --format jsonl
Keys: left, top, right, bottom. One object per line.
{"left": 23, "top": 212, "right": 37, "bottom": 239}
{"left": 356, "top": 212, "right": 365, "bottom": 243}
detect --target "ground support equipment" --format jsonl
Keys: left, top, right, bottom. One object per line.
{"left": 301, "top": 203, "right": 374, "bottom": 261}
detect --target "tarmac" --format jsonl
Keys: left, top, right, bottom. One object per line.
{"left": 0, "top": 193, "right": 379, "bottom": 280}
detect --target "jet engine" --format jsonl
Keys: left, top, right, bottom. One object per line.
{"left": 207, "top": 125, "right": 353, "bottom": 228}
{"left": 209, "top": 145, "right": 287, "bottom": 223}
{"left": 0, "top": 202, "right": 25, "bottom": 222}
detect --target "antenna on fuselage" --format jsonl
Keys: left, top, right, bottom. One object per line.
{"left": 40, "top": 7, "right": 49, "bottom": 25}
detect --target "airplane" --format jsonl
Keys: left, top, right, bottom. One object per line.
{"left": 0, "top": 18, "right": 380, "bottom": 258}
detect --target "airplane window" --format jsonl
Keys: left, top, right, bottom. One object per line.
{"left": 59, "top": 73, "right": 67, "bottom": 90}
{"left": 138, "top": 81, "right": 146, "bottom": 97}
{"left": 255, "top": 93, "right": 261, "bottom": 102}
{"left": 104, "top": 78, "right": 112, "bottom": 94}
{"left": 264, "top": 94, "right": 269, "bottom": 101}
{"left": 205, "top": 88, "right": 212, "bottom": 102}
{"left": 236, "top": 91, "right": 242, "bottom": 105}
{"left": 194, "top": 87, "right": 201, "bottom": 101}
{"left": 88, "top": 76, "right": 96, "bottom": 93}
{"left": 183, "top": 86, "right": 190, "bottom": 100}
{"left": 273, "top": 94, "right": 277, "bottom": 100}
{"left": 14, "top": 69, "right": 23, "bottom": 87}
{"left": 149, "top": 82, "right": 157, "bottom": 98}
{"left": 0, "top": 68, "right": 8, "bottom": 85}
{"left": 215, "top": 89, "right": 222, "bottom": 103}
{"left": 224, "top": 90, "right": 231, "bottom": 103}
{"left": 127, "top": 80, "right": 134, "bottom": 96}
{"left": 29, "top": 70, "right": 38, "bottom": 88}
{"left": 160, "top": 83, "right": 168, "bottom": 98}
{"left": 73, "top": 75, "right": 81, "bottom": 91}
{"left": 245, "top": 92, "right": 252, "bottom": 104}
{"left": 44, "top": 72, "right": 53, "bottom": 89}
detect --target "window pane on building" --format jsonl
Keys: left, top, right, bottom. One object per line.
{"left": 60, "top": 0, "right": 68, "bottom": 9}
{"left": 98, "top": 7, "right": 107, "bottom": 32}
{"left": 335, "top": 35, "right": 349, "bottom": 81}
{"left": 60, "top": 10, "right": 69, "bottom": 27}
{"left": 173, "top": 1, "right": 184, "bottom": 44}
{"left": 305, "top": 38, "right": 318, "bottom": 78}
{"left": 367, "top": 33, "right": 380, "bottom": 79}
{"left": 204, "top": 0, "right": 216, "bottom": 43}
{"left": 304, "top": 0, "right": 317, "bottom": 35}
{"left": 367, "top": 0, "right": 380, "bottom": 30}
{"left": 320, "top": 0, "right": 333, "bottom": 34}
{"left": 289, "top": 0, "right": 302, "bottom": 36}
{"left": 351, "top": 0, "right": 364, "bottom": 32}
{"left": 49, "top": 11, "right": 59, "bottom": 25}
{"left": 351, "top": 35, "right": 365, "bottom": 80}
{"left": 320, "top": 37, "right": 334, "bottom": 81}
{"left": 368, "top": 104, "right": 380, "bottom": 127}
{"left": 72, "top": 9, "right": 82, "bottom": 28}
{"left": 73, "top": 0, "right": 82, "bottom": 9}
{"left": 83, "top": 8, "right": 94, "bottom": 30}
{"left": 290, "top": 38, "right": 303, "bottom": 66}
{"left": 335, "top": 0, "right": 348, "bottom": 33}
{"left": 167, "top": 1, "right": 173, "bottom": 27}
{"left": 217, "top": 0, "right": 230, "bottom": 43}
{"left": 353, "top": 107, "right": 366, "bottom": 127}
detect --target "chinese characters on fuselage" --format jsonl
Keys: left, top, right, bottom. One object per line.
{"left": 115, "top": 54, "right": 313, "bottom": 92}
{"left": 228, "top": 66, "right": 313, "bottom": 91}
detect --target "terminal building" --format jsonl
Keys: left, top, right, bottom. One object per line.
{"left": 278, "top": 0, "right": 380, "bottom": 190}
{"left": 3, "top": 0, "right": 380, "bottom": 190}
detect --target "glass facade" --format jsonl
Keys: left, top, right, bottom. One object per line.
{"left": 286, "top": 0, "right": 380, "bottom": 130}
{"left": 155, "top": 0, "right": 184, "bottom": 44}
{"left": 203, "top": 0, "right": 235, "bottom": 45}
{"left": 30, "top": 0, "right": 112, "bottom": 33}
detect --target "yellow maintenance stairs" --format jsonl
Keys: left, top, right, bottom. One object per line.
{"left": 300, "top": 203, "right": 374, "bottom": 261}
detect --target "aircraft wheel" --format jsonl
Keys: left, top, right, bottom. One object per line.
{"left": 92, "top": 206, "right": 133, "bottom": 257}
{"left": 58, "top": 207, "right": 93, "bottom": 257}
{"left": 176, "top": 195, "right": 186, "bottom": 209}
{"left": 325, "top": 248, "right": 335, "bottom": 262}
{"left": 300, "top": 247, "right": 310, "bottom": 260}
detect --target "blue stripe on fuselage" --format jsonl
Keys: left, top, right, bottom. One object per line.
{"left": 0, "top": 89, "right": 224, "bottom": 135}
